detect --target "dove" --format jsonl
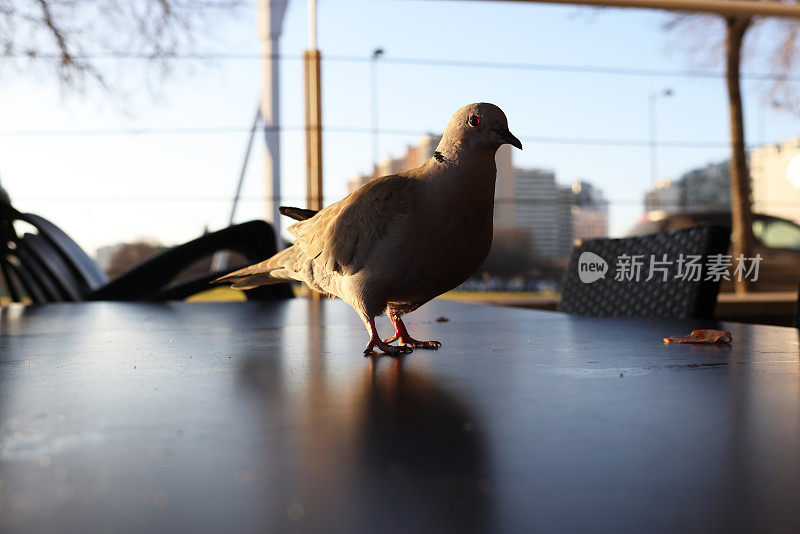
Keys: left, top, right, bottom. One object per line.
{"left": 214, "top": 102, "right": 522, "bottom": 355}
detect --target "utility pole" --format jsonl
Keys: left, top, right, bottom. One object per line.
{"left": 304, "top": 0, "right": 323, "bottom": 212}
{"left": 258, "top": 0, "right": 288, "bottom": 243}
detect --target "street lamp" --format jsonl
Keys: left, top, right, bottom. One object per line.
{"left": 649, "top": 88, "right": 673, "bottom": 187}
{"left": 371, "top": 48, "right": 384, "bottom": 175}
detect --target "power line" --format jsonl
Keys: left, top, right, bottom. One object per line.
{"left": 5, "top": 51, "right": 800, "bottom": 82}
{"left": 0, "top": 124, "right": 422, "bottom": 138}
{"left": 0, "top": 124, "right": 742, "bottom": 148}
{"left": 357, "top": 56, "right": 800, "bottom": 83}
{"left": 0, "top": 125, "right": 258, "bottom": 137}
{"left": 14, "top": 196, "right": 800, "bottom": 207}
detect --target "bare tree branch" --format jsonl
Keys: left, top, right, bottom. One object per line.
{"left": 665, "top": 2, "right": 800, "bottom": 114}
{"left": 0, "top": 0, "right": 242, "bottom": 94}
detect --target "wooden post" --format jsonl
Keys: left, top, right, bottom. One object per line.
{"left": 303, "top": 0, "right": 323, "bottom": 301}
{"left": 304, "top": 49, "right": 323, "bottom": 212}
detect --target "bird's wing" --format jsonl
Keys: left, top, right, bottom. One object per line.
{"left": 288, "top": 174, "right": 414, "bottom": 276}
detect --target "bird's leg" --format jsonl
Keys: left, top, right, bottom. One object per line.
{"left": 362, "top": 316, "right": 412, "bottom": 356}
{"left": 384, "top": 315, "right": 442, "bottom": 350}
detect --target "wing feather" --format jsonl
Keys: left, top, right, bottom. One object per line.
{"left": 289, "top": 174, "right": 413, "bottom": 276}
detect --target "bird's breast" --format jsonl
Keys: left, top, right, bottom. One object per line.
{"left": 388, "top": 207, "right": 492, "bottom": 303}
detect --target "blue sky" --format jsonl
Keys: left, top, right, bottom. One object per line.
{"left": 1, "top": 0, "right": 799, "bottom": 254}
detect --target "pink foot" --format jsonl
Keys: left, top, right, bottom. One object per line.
{"left": 362, "top": 316, "right": 412, "bottom": 356}
{"left": 384, "top": 317, "right": 442, "bottom": 350}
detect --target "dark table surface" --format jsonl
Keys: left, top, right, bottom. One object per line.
{"left": 0, "top": 299, "right": 799, "bottom": 533}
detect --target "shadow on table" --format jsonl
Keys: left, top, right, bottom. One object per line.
{"left": 236, "top": 338, "right": 493, "bottom": 533}
{"left": 351, "top": 357, "right": 492, "bottom": 533}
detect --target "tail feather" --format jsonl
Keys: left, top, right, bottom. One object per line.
{"left": 279, "top": 206, "right": 319, "bottom": 222}
{"left": 212, "top": 247, "right": 299, "bottom": 290}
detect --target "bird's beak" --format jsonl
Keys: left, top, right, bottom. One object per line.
{"left": 494, "top": 128, "right": 523, "bottom": 150}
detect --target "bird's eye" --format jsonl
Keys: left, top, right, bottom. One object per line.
{"left": 468, "top": 115, "right": 480, "bottom": 127}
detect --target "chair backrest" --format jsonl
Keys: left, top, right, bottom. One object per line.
{"left": 3, "top": 253, "right": 48, "bottom": 303}
{"left": 21, "top": 213, "right": 108, "bottom": 290}
{"left": 558, "top": 224, "right": 731, "bottom": 319}
{"left": 88, "top": 219, "right": 292, "bottom": 301}
{"left": 1, "top": 207, "right": 108, "bottom": 303}
{"left": 19, "top": 232, "right": 86, "bottom": 300}
{"left": 15, "top": 236, "right": 67, "bottom": 302}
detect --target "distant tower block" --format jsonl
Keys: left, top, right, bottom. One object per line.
{"left": 258, "top": 0, "right": 288, "bottom": 240}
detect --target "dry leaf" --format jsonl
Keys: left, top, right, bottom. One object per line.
{"left": 663, "top": 329, "right": 732, "bottom": 344}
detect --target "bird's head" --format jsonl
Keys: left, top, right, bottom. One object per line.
{"left": 439, "top": 103, "right": 522, "bottom": 157}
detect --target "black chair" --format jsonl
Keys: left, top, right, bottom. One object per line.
{"left": 558, "top": 224, "right": 731, "bottom": 319}
{"left": 0, "top": 188, "right": 292, "bottom": 303}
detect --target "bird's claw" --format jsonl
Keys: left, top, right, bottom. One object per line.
{"left": 363, "top": 340, "right": 413, "bottom": 356}
{"left": 405, "top": 340, "right": 442, "bottom": 350}
{"left": 385, "top": 344, "right": 413, "bottom": 356}
{"left": 393, "top": 338, "right": 442, "bottom": 350}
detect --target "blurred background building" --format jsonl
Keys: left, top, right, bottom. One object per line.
{"left": 497, "top": 167, "right": 573, "bottom": 260}
{"left": 571, "top": 181, "right": 609, "bottom": 241}
{"left": 752, "top": 138, "right": 800, "bottom": 225}
{"left": 644, "top": 161, "right": 730, "bottom": 213}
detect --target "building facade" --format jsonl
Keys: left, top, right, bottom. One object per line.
{"left": 751, "top": 138, "right": 800, "bottom": 224}
{"left": 644, "top": 161, "right": 730, "bottom": 214}
{"left": 495, "top": 168, "right": 574, "bottom": 260}
{"left": 571, "top": 180, "right": 609, "bottom": 241}
{"left": 644, "top": 180, "right": 681, "bottom": 213}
